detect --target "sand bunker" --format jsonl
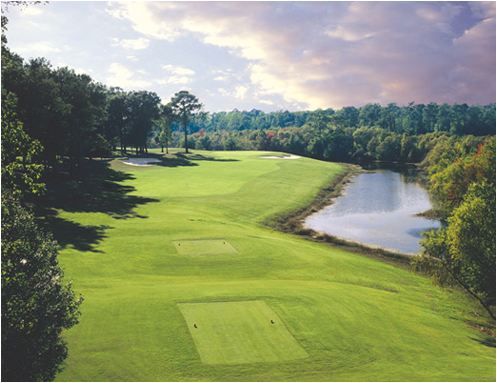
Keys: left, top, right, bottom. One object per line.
{"left": 261, "top": 154, "right": 301, "bottom": 160}
{"left": 121, "top": 157, "right": 161, "bottom": 166}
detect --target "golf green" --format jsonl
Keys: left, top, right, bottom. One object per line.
{"left": 54, "top": 150, "right": 495, "bottom": 381}
{"left": 173, "top": 239, "right": 238, "bottom": 255}
{"left": 178, "top": 300, "right": 308, "bottom": 365}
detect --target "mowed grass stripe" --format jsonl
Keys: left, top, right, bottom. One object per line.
{"left": 173, "top": 239, "right": 238, "bottom": 255}
{"left": 178, "top": 301, "right": 308, "bottom": 365}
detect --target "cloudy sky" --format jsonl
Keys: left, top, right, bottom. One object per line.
{"left": 4, "top": 1, "right": 496, "bottom": 111}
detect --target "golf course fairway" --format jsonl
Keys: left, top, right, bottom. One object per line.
{"left": 54, "top": 150, "right": 495, "bottom": 381}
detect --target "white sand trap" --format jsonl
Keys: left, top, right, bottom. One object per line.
{"left": 261, "top": 154, "right": 301, "bottom": 160}
{"left": 121, "top": 157, "right": 161, "bottom": 166}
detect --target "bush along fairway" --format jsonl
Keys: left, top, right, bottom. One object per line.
{"left": 54, "top": 150, "right": 495, "bottom": 381}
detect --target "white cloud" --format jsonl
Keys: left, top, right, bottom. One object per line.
{"left": 112, "top": 37, "right": 150, "bottom": 50}
{"left": 326, "top": 26, "right": 375, "bottom": 42}
{"left": 107, "top": 2, "right": 496, "bottom": 108}
{"left": 20, "top": 6, "right": 44, "bottom": 16}
{"left": 259, "top": 99, "right": 274, "bottom": 106}
{"left": 216, "top": 85, "right": 250, "bottom": 100}
{"left": 213, "top": 75, "right": 228, "bottom": 81}
{"left": 106, "top": 2, "right": 181, "bottom": 41}
{"left": 234, "top": 85, "right": 248, "bottom": 99}
{"left": 107, "top": 62, "right": 151, "bottom": 89}
{"left": 15, "top": 41, "right": 62, "bottom": 55}
{"left": 159, "top": 64, "right": 195, "bottom": 85}
{"left": 162, "top": 64, "right": 195, "bottom": 76}
{"left": 217, "top": 87, "right": 230, "bottom": 97}
{"left": 54, "top": 62, "right": 92, "bottom": 76}
{"left": 211, "top": 69, "right": 235, "bottom": 82}
{"left": 74, "top": 67, "right": 93, "bottom": 75}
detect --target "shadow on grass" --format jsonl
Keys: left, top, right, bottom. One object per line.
{"left": 119, "top": 151, "right": 240, "bottom": 168}
{"left": 155, "top": 154, "right": 199, "bottom": 168}
{"left": 175, "top": 152, "right": 240, "bottom": 163}
{"left": 471, "top": 336, "right": 496, "bottom": 348}
{"left": 36, "top": 159, "right": 159, "bottom": 252}
{"left": 39, "top": 212, "right": 110, "bottom": 253}
{"left": 466, "top": 319, "right": 496, "bottom": 348}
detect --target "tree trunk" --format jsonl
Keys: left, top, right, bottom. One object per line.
{"left": 183, "top": 119, "right": 189, "bottom": 154}
{"left": 161, "top": 145, "right": 164, "bottom": 153}
{"left": 446, "top": 266, "right": 496, "bottom": 320}
{"left": 119, "top": 129, "right": 124, "bottom": 155}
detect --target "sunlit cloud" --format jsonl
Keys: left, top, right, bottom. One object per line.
{"left": 159, "top": 64, "right": 195, "bottom": 85}
{"left": 15, "top": 41, "right": 62, "bottom": 55}
{"left": 107, "top": 1, "right": 495, "bottom": 109}
{"left": 20, "top": 6, "right": 43, "bottom": 16}
{"left": 107, "top": 62, "right": 151, "bottom": 89}
{"left": 326, "top": 26, "right": 375, "bottom": 42}
{"left": 216, "top": 84, "right": 249, "bottom": 100}
{"left": 112, "top": 37, "right": 150, "bottom": 50}
{"left": 6, "top": 2, "right": 495, "bottom": 111}
{"left": 234, "top": 85, "right": 248, "bottom": 100}
{"left": 259, "top": 99, "right": 274, "bottom": 106}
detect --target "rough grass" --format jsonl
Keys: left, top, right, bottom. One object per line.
{"left": 178, "top": 300, "right": 308, "bottom": 365}
{"left": 53, "top": 149, "right": 495, "bottom": 381}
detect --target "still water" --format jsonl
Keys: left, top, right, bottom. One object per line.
{"left": 304, "top": 168, "right": 441, "bottom": 255}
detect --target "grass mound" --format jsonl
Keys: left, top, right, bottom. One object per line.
{"left": 178, "top": 301, "right": 308, "bottom": 365}
{"left": 173, "top": 239, "right": 238, "bottom": 255}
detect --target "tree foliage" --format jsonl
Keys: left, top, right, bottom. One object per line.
{"left": 1, "top": 195, "right": 83, "bottom": 381}
{"left": 182, "top": 123, "right": 491, "bottom": 166}
{"left": 446, "top": 182, "right": 496, "bottom": 307}
{"left": 170, "top": 90, "right": 202, "bottom": 153}
{"left": 184, "top": 103, "right": 495, "bottom": 136}
{"left": 1, "top": 92, "right": 44, "bottom": 199}
{"left": 2, "top": 9, "right": 82, "bottom": 380}
{"left": 415, "top": 138, "right": 496, "bottom": 318}
{"left": 1, "top": 80, "right": 82, "bottom": 383}
{"left": 154, "top": 103, "right": 174, "bottom": 153}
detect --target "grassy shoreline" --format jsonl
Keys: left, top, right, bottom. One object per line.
{"left": 265, "top": 162, "right": 413, "bottom": 265}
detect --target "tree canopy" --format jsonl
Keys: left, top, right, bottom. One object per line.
{"left": 170, "top": 90, "right": 202, "bottom": 153}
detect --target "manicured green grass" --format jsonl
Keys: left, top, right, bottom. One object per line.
{"left": 54, "top": 149, "right": 495, "bottom": 381}
{"left": 173, "top": 239, "right": 238, "bottom": 256}
{"left": 178, "top": 300, "right": 308, "bottom": 365}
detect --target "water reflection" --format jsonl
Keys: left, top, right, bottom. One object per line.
{"left": 304, "top": 169, "right": 440, "bottom": 254}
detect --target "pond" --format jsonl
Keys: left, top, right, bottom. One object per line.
{"left": 304, "top": 167, "right": 441, "bottom": 255}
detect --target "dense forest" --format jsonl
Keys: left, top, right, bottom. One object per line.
{"left": 2, "top": 38, "right": 495, "bottom": 171}
{"left": 180, "top": 125, "right": 490, "bottom": 164}
{"left": 187, "top": 103, "right": 495, "bottom": 136}
{"left": 1, "top": 7, "right": 495, "bottom": 381}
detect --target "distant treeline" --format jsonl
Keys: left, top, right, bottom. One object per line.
{"left": 179, "top": 126, "right": 490, "bottom": 164}
{"left": 188, "top": 103, "right": 496, "bottom": 136}
{"left": 3, "top": 44, "right": 496, "bottom": 175}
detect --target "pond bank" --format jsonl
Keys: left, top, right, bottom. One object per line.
{"left": 265, "top": 163, "right": 413, "bottom": 265}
